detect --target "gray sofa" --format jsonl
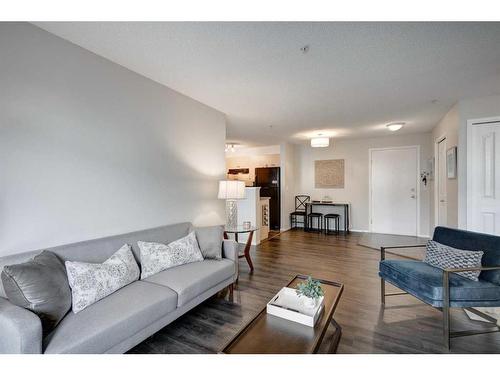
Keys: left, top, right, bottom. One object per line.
{"left": 0, "top": 222, "right": 238, "bottom": 354}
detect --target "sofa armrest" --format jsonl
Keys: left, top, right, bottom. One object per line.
{"left": 222, "top": 239, "right": 239, "bottom": 281}
{"left": 443, "top": 265, "right": 500, "bottom": 273}
{"left": 0, "top": 297, "right": 42, "bottom": 354}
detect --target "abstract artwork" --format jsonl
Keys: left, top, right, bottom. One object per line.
{"left": 315, "top": 159, "right": 345, "bottom": 188}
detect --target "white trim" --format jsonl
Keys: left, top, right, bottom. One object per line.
{"left": 466, "top": 116, "right": 500, "bottom": 231}
{"left": 434, "top": 133, "right": 446, "bottom": 229}
{"left": 368, "top": 145, "right": 420, "bottom": 236}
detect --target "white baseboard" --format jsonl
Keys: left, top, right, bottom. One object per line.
{"left": 286, "top": 225, "right": 430, "bottom": 238}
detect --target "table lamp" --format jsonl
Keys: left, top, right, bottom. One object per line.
{"left": 218, "top": 180, "right": 245, "bottom": 229}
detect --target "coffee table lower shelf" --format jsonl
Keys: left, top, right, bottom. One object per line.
{"left": 220, "top": 275, "right": 344, "bottom": 354}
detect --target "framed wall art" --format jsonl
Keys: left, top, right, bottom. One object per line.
{"left": 446, "top": 146, "right": 457, "bottom": 179}
{"left": 314, "top": 159, "right": 345, "bottom": 188}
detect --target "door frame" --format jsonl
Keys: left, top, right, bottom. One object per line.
{"left": 466, "top": 116, "right": 500, "bottom": 230}
{"left": 368, "top": 145, "right": 421, "bottom": 236}
{"left": 434, "top": 133, "right": 447, "bottom": 228}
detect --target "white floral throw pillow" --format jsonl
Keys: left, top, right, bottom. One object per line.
{"left": 139, "top": 231, "right": 204, "bottom": 279}
{"left": 65, "top": 244, "right": 140, "bottom": 313}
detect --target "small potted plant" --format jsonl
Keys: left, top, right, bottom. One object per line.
{"left": 296, "top": 276, "right": 324, "bottom": 308}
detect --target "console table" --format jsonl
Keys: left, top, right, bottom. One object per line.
{"left": 305, "top": 202, "right": 350, "bottom": 232}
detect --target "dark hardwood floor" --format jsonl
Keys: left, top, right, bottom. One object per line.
{"left": 129, "top": 230, "right": 500, "bottom": 354}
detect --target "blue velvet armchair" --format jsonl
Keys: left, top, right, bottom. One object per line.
{"left": 379, "top": 226, "right": 500, "bottom": 350}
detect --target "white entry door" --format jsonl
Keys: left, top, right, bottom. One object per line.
{"left": 437, "top": 137, "right": 448, "bottom": 226}
{"left": 370, "top": 147, "right": 419, "bottom": 235}
{"left": 468, "top": 121, "right": 500, "bottom": 235}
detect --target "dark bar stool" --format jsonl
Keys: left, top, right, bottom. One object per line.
{"left": 290, "top": 195, "right": 310, "bottom": 229}
{"left": 324, "top": 213, "right": 340, "bottom": 234}
{"left": 307, "top": 212, "right": 323, "bottom": 232}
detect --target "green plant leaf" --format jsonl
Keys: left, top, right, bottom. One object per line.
{"left": 295, "top": 276, "right": 324, "bottom": 299}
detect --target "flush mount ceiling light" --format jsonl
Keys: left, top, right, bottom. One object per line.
{"left": 386, "top": 122, "right": 405, "bottom": 132}
{"left": 310, "top": 135, "right": 329, "bottom": 148}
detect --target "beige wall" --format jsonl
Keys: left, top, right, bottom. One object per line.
{"left": 295, "top": 133, "right": 433, "bottom": 236}
{"left": 430, "top": 104, "right": 459, "bottom": 229}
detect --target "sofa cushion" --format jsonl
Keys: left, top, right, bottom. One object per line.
{"left": 143, "top": 259, "right": 235, "bottom": 307}
{"left": 379, "top": 260, "right": 500, "bottom": 307}
{"left": 43, "top": 281, "right": 177, "bottom": 354}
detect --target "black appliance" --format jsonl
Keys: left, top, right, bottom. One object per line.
{"left": 255, "top": 167, "right": 281, "bottom": 230}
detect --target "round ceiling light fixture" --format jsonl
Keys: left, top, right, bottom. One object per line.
{"left": 310, "top": 135, "right": 329, "bottom": 148}
{"left": 386, "top": 122, "right": 405, "bottom": 132}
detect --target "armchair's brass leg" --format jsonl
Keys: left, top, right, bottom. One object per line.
{"left": 380, "top": 246, "right": 386, "bottom": 306}
{"left": 443, "top": 271, "right": 451, "bottom": 351}
{"left": 443, "top": 307, "right": 450, "bottom": 350}
{"left": 381, "top": 278, "right": 386, "bottom": 305}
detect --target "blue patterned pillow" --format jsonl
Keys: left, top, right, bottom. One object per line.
{"left": 424, "top": 240, "right": 484, "bottom": 281}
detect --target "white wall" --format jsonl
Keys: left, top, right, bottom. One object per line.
{"left": 295, "top": 133, "right": 432, "bottom": 236}
{"left": 428, "top": 95, "right": 500, "bottom": 231}
{"left": 457, "top": 95, "right": 500, "bottom": 229}
{"left": 280, "top": 142, "right": 297, "bottom": 231}
{"left": 0, "top": 23, "right": 226, "bottom": 256}
{"left": 430, "top": 104, "right": 459, "bottom": 229}
{"left": 235, "top": 187, "right": 261, "bottom": 245}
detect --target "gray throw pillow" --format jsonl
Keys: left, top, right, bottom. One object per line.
{"left": 1, "top": 251, "right": 72, "bottom": 336}
{"left": 424, "top": 240, "right": 484, "bottom": 281}
{"left": 195, "top": 225, "right": 224, "bottom": 260}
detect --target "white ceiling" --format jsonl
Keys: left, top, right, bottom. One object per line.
{"left": 34, "top": 22, "right": 500, "bottom": 146}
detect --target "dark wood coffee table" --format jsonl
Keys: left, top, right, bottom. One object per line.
{"left": 220, "top": 275, "right": 344, "bottom": 354}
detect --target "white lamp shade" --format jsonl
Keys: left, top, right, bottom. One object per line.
{"left": 311, "top": 137, "right": 329, "bottom": 148}
{"left": 218, "top": 180, "right": 245, "bottom": 200}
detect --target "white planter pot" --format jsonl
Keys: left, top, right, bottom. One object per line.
{"left": 302, "top": 296, "right": 317, "bottom": 309}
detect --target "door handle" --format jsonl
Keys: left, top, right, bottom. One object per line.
{"left": 440, "top": 199, "right": 445, "bottom": 203}
{"left": 410, "top": 195, "right": 416, "bottom": 199}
